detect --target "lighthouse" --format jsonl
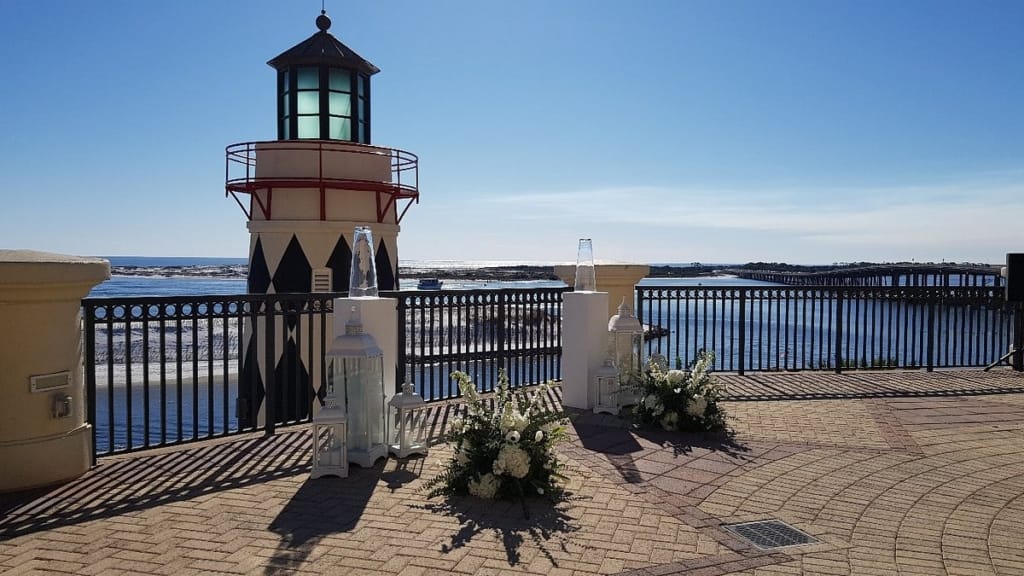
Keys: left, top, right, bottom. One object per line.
{"left": 226, "top": 11, "right": 418, "bottom": 427}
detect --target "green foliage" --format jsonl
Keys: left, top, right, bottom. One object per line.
{"left": 632, "top": 351, "right": 728, "bottom": 432}
{"left": 424, "top": 370, "right": 569, "bottom": 501}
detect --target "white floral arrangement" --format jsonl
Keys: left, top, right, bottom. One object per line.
{"left": 633, "top": 351, "right": 727, "bottom": 432}
{"left": 425, "top": 370, "right": 568, "bottom": 500}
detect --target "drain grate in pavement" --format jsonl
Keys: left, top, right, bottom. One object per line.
{"left": 723, "top": 519, "right": 819, "bottom": 550}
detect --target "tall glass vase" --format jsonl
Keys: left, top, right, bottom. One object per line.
{"left": 349, "top": 226, "right": 379, "bottom": 297}
{"left": 574, "top": 238, "right": 596, "bottom": 292}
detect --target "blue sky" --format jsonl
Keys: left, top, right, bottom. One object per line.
{"left": 1, "top": 0, "right": 1022, "bottom": 265}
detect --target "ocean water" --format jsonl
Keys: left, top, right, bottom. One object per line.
{"left": 88, "top": 256, "right": 751, "bottom": 298}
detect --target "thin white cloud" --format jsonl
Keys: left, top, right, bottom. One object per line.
{"left": 482, "top": 179, "right": 1024, "bottom": 241}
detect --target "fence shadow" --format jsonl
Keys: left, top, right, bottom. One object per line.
{"left": 0, "top": 429, "right": 311, "bottom": 540}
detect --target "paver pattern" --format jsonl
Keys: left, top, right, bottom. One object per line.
{"left": 2, "top": 369, "right": 1024, "bottom": 575}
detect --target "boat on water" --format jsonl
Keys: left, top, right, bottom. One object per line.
{"left": 417, "top": 278, "right": 443, "bottom": 290}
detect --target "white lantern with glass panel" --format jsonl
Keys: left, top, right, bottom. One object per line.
{"left": 608, "top": 298, "right": 644, "bottom": 405}
{"left": 310, "top": 383, "right": 348, "bottom": 479}
{"left": 593, "top": 358, "right": 621, "bottom": 415}
{"left": 388, "top": 383, "right": 428, "bottom": 458}
{"left": 327, "top": 302, "right": 387, "bottom": 468}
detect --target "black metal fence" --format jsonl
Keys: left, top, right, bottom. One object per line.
{"left": 82, "top": 288, "right": 566, "bottom": 457}
{"left": 84, "top": 284, "right": 1019, "bottom": 458}
{"left": 83, "top": 293, "right": 338, "bottom": 458}
{"left": 398, "top": 287, "right": 568, "bottom": 399}
{"left": 637, "top": 285, "right": 1018, "bottom": 373}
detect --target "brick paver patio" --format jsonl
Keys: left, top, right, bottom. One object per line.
{"left": 3, "top": 370, "right": 1024, "bottom": 575}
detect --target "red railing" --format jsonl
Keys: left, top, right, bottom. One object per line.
{"left": 224, "top": 140, "right": 419, "bottom": 223}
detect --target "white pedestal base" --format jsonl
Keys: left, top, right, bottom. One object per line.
{"left": 348, "top": 445, "right": 388, "bottom": 468}
{"left": 561, "top": 292, "right": 610, "bottom": 410}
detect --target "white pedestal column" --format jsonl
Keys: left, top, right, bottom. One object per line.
{"left": 333, "top": 297, "right": 398, "bottom": 405}
{"left": 561, "top": 291, "right": 609, "bottom": 410}
{"left": 0, "top": 251, "right": 109, "bottom": 492}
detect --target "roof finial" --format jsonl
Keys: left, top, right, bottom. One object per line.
{"left": 316, "top": 3, "right": 331, "bottom": 32}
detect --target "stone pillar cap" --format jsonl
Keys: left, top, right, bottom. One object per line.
{"left": 0, "top": 250, "right": 110, "bottom": 285}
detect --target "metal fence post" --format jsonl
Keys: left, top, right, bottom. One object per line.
{"left": 264, "top": 299, "right": 276, "bottom": 436}
{"left": 497, "top": 291, "right": 508, "bottom": 379}
{"left": 834, "top": 290, "right": 844, "bottom": 374}
{"left": 396, "top": 295, "right": 408, "bottom": 392}
{"left": 738, "top": 289, "right": 747, "bottom": 376}
{"left": 1013, "top": 303, "right": 1024, "bottom": 371}
{"left": 83, "top": 302, "right": 97, "bottom": 466}
{"left": 926, "top": 299, "right": 936, "bottom": 372}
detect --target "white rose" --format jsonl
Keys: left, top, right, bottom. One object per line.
{"left": 505, "top": 430, "right": 521, "bottom": 443}
{"left": 534, "top": 430, "right": 544, "bottom": 443}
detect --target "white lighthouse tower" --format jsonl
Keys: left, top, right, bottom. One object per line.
{"left": 226, "top": 11, "right": 418, "bottom": 427}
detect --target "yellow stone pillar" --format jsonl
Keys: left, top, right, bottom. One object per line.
{"left": 554, "top": 264, "right": 650, "bottom": 318}
{"left": 0, "top": 250, "right": 109, "bottom": 492}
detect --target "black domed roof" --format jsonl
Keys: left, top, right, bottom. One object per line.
{"left": 267, "top": 12, "right": 379, "bottom": 75}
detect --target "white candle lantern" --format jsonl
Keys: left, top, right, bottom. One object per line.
{"left": 593, "top": 358, "right": 621, "bottom": 415}
{"left": 608, "top": 298, "right": 644, "bottom": 405}
{"left": 388, "top": 382, "right": 428, "bottom": 458}
{"left": 327, "top": 302, "right": 387, "bottom": 468}
{"left": 310, "top": 383, "right": 348, "bottom": 479}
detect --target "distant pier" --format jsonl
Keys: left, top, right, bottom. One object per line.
{"left": 734, "top": 263, "right": 1003, "bottom": 288}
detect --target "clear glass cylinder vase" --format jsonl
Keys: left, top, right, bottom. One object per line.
{"left": 349, "top": 226, "right": 378, "bottom": 297}
{"left": 574, "top": 238, "right": 596, "bottom": 292}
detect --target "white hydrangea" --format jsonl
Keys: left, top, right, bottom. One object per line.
{"left": 494, "top": 444, "right": 531, "bottom": 479}
{"left": 686, "top": 396, "right": 708, "bottom": 419}
{"left": 468, "top": 473, "right": 499, "bottom": 499}
{"left": 666, "top": 369, "right": 686, "bottom": 385}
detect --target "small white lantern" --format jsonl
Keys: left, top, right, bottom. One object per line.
{"left": 388, "top": 383, "right": 428, "bottom": 459}
{"left": 593, "top": 358, "right": 620, "bottom": 415}
{"left": 608, "top": 298, "right": 644, "bottom": 405}
{"left": 310, "top": 385, "right": 348, "bottom": 479}
{"left": 327, "top": 302, "right": 388, "bottom": 468}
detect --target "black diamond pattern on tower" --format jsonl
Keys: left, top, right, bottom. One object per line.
{"left": 327, "top": 234, "right": 352, "bottom": 292}
{"left": 248, "top": 237, "right": 272, "bottom": 294}
{"left": 375, "top": 241, "right": 395, "bottom": 291}
{"left": 273, "top": 235, "right": 312, "bottom": 294}
{"left": 273, "top": 338, "right": 312, "bottom": 423}
{"left": 238, "top": 336, "right": 264, "bottom": 428}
